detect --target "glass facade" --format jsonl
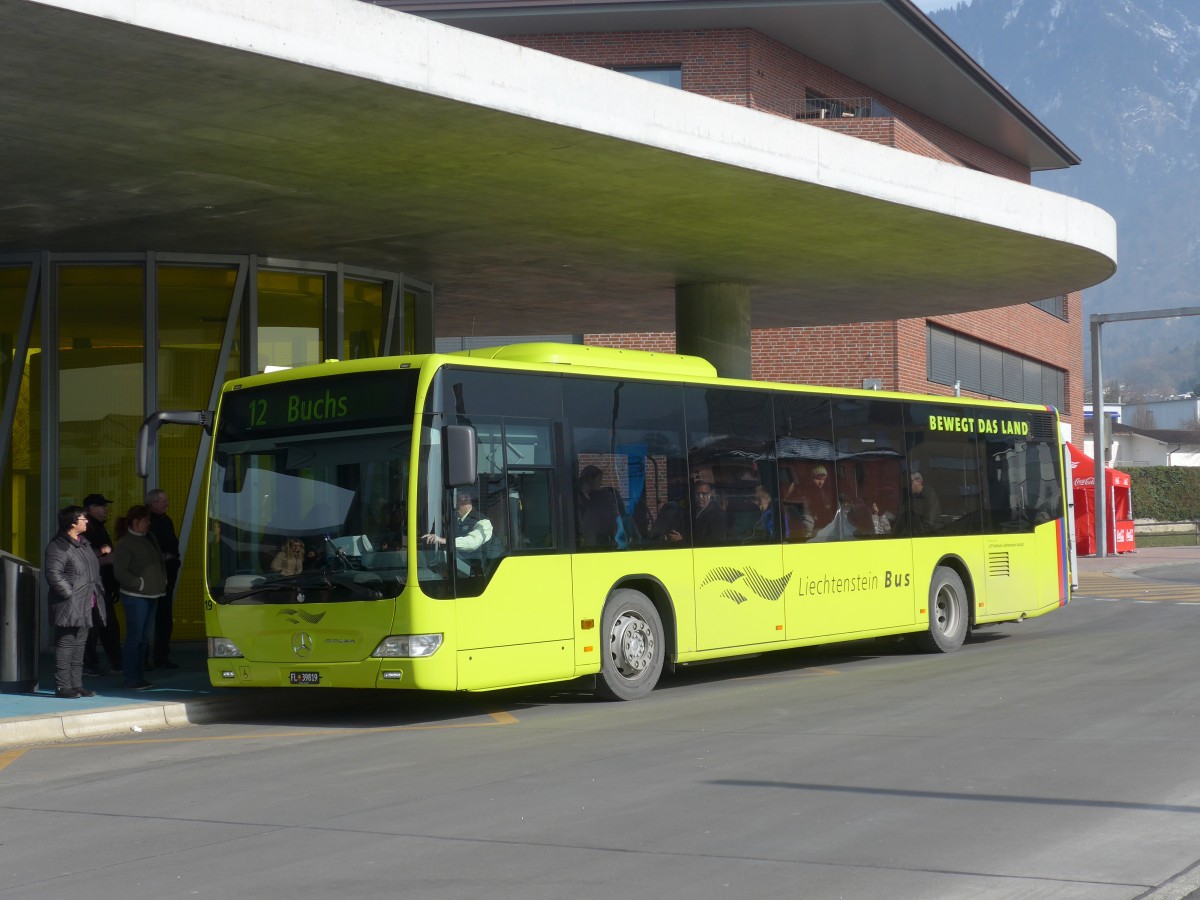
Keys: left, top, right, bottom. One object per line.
{"left": 56, "top": 264, "right": 146, "bottom": 516}
{"left": 0, "top": 264, "right": 39, "bottom": 562}
{"left": 157, "top": 263, "right": 244, "bottom": 641}
{"left": 257, "top": 269, "right": 325, "bottom": 371}
{"left": 0, "top": 253, "right": 432, "bottom": 645}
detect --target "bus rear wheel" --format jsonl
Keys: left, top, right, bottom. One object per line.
{"left": 917, "top": 566, "right": 969, "bottom": 653}
{"left": 596, "top": 589, "right": 664, "bottom": 701}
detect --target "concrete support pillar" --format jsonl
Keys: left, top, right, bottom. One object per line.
{"left": 675, "top": 283, "right": 751, "bottom": 380}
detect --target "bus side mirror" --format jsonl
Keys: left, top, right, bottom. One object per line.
{"left": 444, "top": 425, "right": 477, "bottom": 488}
{"left": 137, "top": 410, "right": 213, "bottom": 478}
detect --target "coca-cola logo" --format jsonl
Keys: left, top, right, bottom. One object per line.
{"left": 1074, "top": 476, "right": 1095, "bottom": 487}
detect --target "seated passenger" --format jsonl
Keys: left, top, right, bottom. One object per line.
{"left": 576, "top": 465, "right": 625, "bottom": 547}
{"left": 811, "top": 466, "right": 839, "bottom": 527}
{"left": 747, "top": 485, "right": 780, "bottom": 542}
{"left": 270, "top": 538, "right": 306, "bottom": 576}
{"left": 899, "top": 472, "right": 942, "bottom": 535}
{"left": 691, "top": 481, "right": 728, "bottom": 545}
{"left": 650, "top": 498, "right": 689, "bottom": 543}
{"left": 871, "top": 502, "right": 896, "bottom": 535}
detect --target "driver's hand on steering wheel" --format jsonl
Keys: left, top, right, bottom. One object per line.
{"left": 422, "top": 533, "right": 446, "bottom": 547}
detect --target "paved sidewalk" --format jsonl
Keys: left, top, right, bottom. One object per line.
{"left": 5, "top": 546, "right": 1200, "bottom": 749}
{"left": 1073, "top": 544, "right": 1200, "bottom": 575}
{"left": 0, "top": 643, "right": 334, "bottom": 749}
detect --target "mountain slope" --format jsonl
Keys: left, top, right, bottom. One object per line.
{"left": 930, "top": 0, "right": 1200, "bottom": 395}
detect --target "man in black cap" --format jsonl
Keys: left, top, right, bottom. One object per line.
{"left": 81, "top": 492, "right": 123, "bottom": 676}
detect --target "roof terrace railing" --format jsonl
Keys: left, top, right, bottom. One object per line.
{"left": 790, "top": 96, "right": 893, "bottom": 121}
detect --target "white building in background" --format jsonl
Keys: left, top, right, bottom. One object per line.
{"left": 1120, "top": 398, "right": 1200, "bottom": 431}
{"left": 1084, "top": 421, "right": 1200, "bottom": 468}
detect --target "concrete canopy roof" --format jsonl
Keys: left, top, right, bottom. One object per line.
{"left": 4, "top": 0, "right": 1115, "bottom": 338}
{"left": 379, "top": 0, "right": 1079, "bottom": 173}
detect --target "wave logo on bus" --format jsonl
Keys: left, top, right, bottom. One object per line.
{"left": 701, "top": 567, "right": 792, "bottom": 606}
{"left": 278, "top": 608, "right": 327, "bottom": 626}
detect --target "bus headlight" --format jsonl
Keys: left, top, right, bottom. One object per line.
{"left": 208, "top": 637, "right": 244, "bottom": 658}
{"left": 371, "top": 634, "right": 443, "bottom": 658}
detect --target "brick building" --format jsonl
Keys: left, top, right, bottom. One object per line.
{"left": 387, "top": 1, "right": 1086, "bottom": 437}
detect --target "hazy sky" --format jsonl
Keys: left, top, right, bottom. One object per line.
{"left": 914, "top": 0, "right": 971, "bottom": 11}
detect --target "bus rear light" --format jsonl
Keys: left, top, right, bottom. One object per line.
{"left": 209, "top": 637, "right": 244, "bottom": 658}
{"left": 371, "top": 634, "right": 443, "bottom": 658}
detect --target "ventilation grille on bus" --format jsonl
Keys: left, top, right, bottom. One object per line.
{"left": 988, "top": 552, "right": 1011, "bottom": 577}
{"left": 1028, "top": 412, "right": 1057, "bottom": 442}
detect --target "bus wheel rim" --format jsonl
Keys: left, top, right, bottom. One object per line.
{"left": 611, "top": 611, "right": 654, "bottom": 678}
{"left": 934, "top": 585, "right": 957, "bottom": 635}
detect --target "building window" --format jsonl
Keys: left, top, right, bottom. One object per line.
{"left": 926, "top": 325, "right": 1065, "bottom": 410}
{"left": 611, "top": 66, "right": 682, "bottom": 89}
{"left": 1030, "top": 295, "right": 1067, "bottom": 320}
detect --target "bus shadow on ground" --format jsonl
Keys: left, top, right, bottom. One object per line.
{"left": 518, "top": 629, "right": 1014, "bottom": 705}
{"left": 198, "top": 629, "right": 1016, "bottom": 727}
{"left": 203, "top": 688, "right": 510, "bottom": 730}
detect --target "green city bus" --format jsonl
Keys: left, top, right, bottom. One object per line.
{"left": 148, "top": 342, "right": 1070, "bottom": 700}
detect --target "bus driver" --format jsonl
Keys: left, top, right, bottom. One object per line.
{"left": 422, "top": 489, "right": 493, "bottom": 555}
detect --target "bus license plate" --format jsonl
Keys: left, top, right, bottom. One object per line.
{"left": 289, "top": 671, "right": 319, "bottom": 685}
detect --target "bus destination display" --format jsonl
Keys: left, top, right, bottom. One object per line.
{"left": 219, "top": 370, "right": 417, "bottom": 438}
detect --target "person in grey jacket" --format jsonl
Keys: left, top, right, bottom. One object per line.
{"left": 44, "top": 505, "right": 104, "bottom": 698}
{"left": 112, "top": 504, "right": 168, "bottom": 691}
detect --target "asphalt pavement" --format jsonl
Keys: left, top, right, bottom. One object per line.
{"left": 4, "top": 545, "right": 1199, "bottom": 749}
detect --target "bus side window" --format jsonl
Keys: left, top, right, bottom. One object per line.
{"left": 773, "top": 393, "right": 835, "bottom": 542}
{"left": 513, "top": 470, "right": 555, "bottom": 549}
{"left": 684, "top": 385, "right": 777, "bottom": 547}
{"left": 830, "top": 398, "right": 906, "bottom": 540}
{"left": 564, "top": 377, "right": 686, "bottom": 552}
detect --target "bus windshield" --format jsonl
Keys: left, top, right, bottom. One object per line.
{"left": 207, "top": 370, "right": 418, "bottom": 604}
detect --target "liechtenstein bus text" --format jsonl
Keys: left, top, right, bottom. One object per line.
{"left": 185, "top": 344, "right": 1070, "bottom": 700}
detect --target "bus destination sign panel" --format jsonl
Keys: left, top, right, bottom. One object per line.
{"left": 219, "top": 370, "right": 417, "bottom": 438}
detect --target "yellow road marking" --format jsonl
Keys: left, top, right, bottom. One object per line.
{"left": 1076, "top": 573, "right": 1200, "bottom": 602}
{"left": 0, "top": 748, "right": 27, "bottom": 771}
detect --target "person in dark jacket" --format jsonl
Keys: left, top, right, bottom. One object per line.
{"left": 576, "top": 466, "right": 624, "bottom": 547}
{"left": 44, "top": 505, "right": 104, "bottom": 698}
{"left": 146, "top": 488, "right": 180, "bottom": 669}
{"left": 899, "top": 471, "right": 942, "bottom": 536}
{"left": 112, "top": 504, "right": 168, "bottom": 691}
{"left": 81, "top": 492, "right": 123, "bottom": 676}
{"left": 690, "top": 481, "right": 728, "bottom": 545}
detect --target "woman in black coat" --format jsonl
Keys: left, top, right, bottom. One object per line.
{"left": 44, "top": 505, "right": 105, "bottom": 698}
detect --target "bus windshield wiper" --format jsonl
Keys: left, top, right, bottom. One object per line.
{"left": 219, "top": 571, "right": 385, "bottom": 603}
{"left": 219, "top": 572, "right": 340, "bottom": 603}
{"left": 219, "top": 581, "right": 309, "bottom": 603}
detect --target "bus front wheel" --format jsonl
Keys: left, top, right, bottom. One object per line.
{"left": 596, "top": 589, "right": 664, "bottom": 701}
{"left": 917, "top": 566, "right": 968, "bottom": 653}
